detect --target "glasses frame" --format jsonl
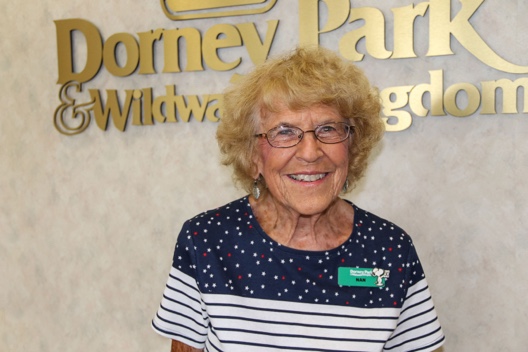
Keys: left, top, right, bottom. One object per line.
{"left": 254, "top": 122, "right": 353, "bottom": 148}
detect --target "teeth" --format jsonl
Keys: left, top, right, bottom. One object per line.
{"left": 289, "top": 174, "right": 326, "bottom": 182}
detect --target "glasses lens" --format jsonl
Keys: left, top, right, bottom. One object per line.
{"left": 262, "top": 122, "right": 351, "bottom": 148}
{"left": 315, "top": 123, "right": 350, "bottom": 143}
{"left": 267, "top": 125, "right": 302, "bottom": 147}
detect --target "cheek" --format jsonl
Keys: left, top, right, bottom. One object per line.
{"left": 254, "top": 146, "right": 275, "bottom": 179}
{"left": 255, "top": 145, "right": 292, "bottom": 175}
{"left": 329, "top": 144, "right": 350, "bottom": 169}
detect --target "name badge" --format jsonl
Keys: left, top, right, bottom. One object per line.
{"left": 338, "top": 267, "right": 390, "bottom": 288}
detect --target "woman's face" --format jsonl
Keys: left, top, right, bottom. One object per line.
{"left": 253, "top": 105, "right": 350, "bottom": 216}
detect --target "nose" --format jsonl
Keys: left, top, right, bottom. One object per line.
{"left": 296, "top": 131, "right": 323, "bottom": 162}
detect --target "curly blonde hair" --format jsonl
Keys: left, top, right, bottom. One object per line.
{"left": 216, "top": 46, "right": 384, "bottom": 194}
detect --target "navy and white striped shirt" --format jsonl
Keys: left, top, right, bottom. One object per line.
{"left": 152, "top": 197, "right": 444, "bottom": 351}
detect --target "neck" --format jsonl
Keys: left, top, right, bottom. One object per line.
{"left": 249, "top": 193, "right": 354, "bottom": 251}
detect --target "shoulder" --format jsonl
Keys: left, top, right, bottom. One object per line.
{"left": 349, "top": 202, "right": 415, "bottom": 249}
{"left": 185, "top": 196, "right": 251, "bottom": 226}
{"left": 178, "top": 196, "right": 253, "bottom": 245}
{"left": 173, "top": 196, "right": 252, "bottom": 259}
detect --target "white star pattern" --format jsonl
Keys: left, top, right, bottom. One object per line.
{"left": 173, "top": 196, "right": 425, "bottom": 309}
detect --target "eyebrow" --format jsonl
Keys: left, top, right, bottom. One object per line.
{"left": 273, "top": 122, "right": 296, "bottom": 128}
{"left": 271, "top": 120, "right": 346, "bottom": 129}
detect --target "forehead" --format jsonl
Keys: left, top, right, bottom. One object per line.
{"left": 260, "top": 104, "right": 343, "bottom": 128}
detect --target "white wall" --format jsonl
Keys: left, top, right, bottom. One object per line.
{"left": 1, "top": 0, "right": 526, "bottom": 351}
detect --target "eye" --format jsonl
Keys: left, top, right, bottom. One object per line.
{"left": 272, "top": 125, "right": 299, "bottom": 138}
{"left": 317, "top": 124, "right": 338, "bottom": 135}
{"left": 277, "top": 128, "right": 296, "bottom": 135}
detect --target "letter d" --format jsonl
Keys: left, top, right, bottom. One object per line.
{"left": 409, "top": 70, "right": 445, "bottom": 116}
{"left": 55, "top": 19, "right": 103, "bottom": 84}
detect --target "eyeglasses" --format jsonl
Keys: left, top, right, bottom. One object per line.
{"left": 255, "top": 122, "right": 353, "bottom": 148}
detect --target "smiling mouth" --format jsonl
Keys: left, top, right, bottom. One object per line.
{"left": 288, "top": 173, "right": 327, "bottom": 182}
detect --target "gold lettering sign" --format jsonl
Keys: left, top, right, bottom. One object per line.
{"left": 55, "top": 19, "right": 278, "bottom": 84}
{"left": 381, "top": 71, "right": 528, "bottom": 131}
{"left": 54, "top": 0, "right": 527, "bottom": 135}
{"left": 160, "top": 0, "right": 277, "bottom": 20}
{"left": 299, "top": 0, "right": 528, "bottom": 73}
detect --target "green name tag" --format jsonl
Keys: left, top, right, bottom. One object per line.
{"left": 338, "top": 267, "right": 390, "bottom": 288}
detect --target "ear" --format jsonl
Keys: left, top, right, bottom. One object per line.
{"left": 250, "top": 148, "right": 262, "bottom": 179}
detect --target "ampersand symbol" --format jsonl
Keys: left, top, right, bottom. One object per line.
{"left": 54, "top": 81, "right": 95, "bottom": 136}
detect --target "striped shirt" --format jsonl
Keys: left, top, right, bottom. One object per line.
{"left": 152, "top": 197, "right": 445, "bottom": 351}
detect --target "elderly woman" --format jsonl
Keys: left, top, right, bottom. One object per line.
{"left": 152, "top": 47, "right": 445, "bottom": 352}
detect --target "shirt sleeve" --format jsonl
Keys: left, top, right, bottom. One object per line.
{"left": 151, "top": 221, "right": 209, "bottom": 349}
{"left": 383, "top": 244, "right": 445, "bottom": 351}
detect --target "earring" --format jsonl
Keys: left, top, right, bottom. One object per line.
{"left": 342, "top": 179, "right": 349, "bottom": 193}
{"left": 252, "top": 177, "right": 261, "bottom": 200}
